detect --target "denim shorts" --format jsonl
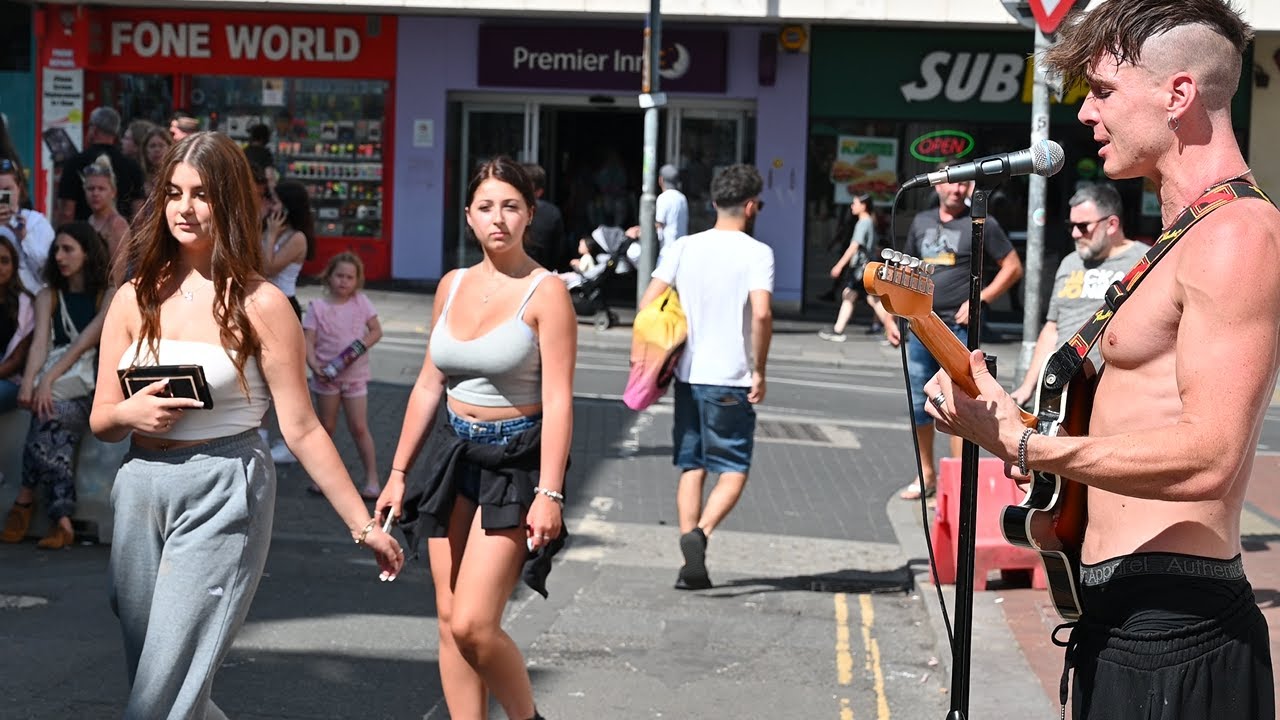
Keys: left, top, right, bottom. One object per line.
{"left": 907, "top": 323, "right": 967, "bottom": 425}
{"left": 672, "top": 381, "right": 756, "bottom": 474}
{"left": 447, "top": 409, "right": 541, "bottom": 503}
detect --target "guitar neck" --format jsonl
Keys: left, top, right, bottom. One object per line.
{"left": 909, "top": 312, "right": 1036, "bottom": 427}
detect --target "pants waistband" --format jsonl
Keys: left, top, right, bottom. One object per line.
{"left": 446, "top": 409, "right": 541, "bottom": 439}
{"left": 1079, "top": 552, "right": 1244, "bottom": 587}
{"left": 127, "top": 428, "right": 262, "bottom": 461}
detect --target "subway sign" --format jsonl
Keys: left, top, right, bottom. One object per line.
{"left": 910, "top": 130, "right": 975, "bottom": 163}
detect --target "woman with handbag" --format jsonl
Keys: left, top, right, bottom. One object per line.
{"left": 1, "top": 222, "right": 113, "bottom": 548}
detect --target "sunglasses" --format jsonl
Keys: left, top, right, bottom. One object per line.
{"left": 82, "top": 165, "right": 114, "bottom": 177}
{"left": 0, "top": 158, "right": 14, "bottom": 173}
{"left": 1071, "top": 215, "right": 1113, "bottom": 234}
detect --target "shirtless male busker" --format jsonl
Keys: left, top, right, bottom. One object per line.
{"left": 923, "top": 1, "right": 1277, "bottom": 717}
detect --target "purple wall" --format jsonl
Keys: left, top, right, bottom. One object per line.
{"left": 392, "top": 17, "right": 808, "bottom": 303}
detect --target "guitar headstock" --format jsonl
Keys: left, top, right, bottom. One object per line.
{"left": 862, "top": 249, "right": 936, "bottom": 321}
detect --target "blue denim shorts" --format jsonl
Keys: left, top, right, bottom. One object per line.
{"left": 672, "top": 381, "right": 756, "bottom": 474}
{"left": 447, "top": 410, "right": 542, "bottom": 503}
{"left": 907, "top": 323, "right": 967, "bottom": 425}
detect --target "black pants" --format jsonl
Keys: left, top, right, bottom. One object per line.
{"left": 1066, "top": 556, "right": 1273, "bottom": 719}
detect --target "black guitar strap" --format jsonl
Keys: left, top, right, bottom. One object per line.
{"left": 1038, "top": 178, "right": 1274, "bottom": 398}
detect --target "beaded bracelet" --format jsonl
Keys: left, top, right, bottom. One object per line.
{"left": 534, "top": 487, "right": 565, "bottom": 504}
{"left": 1018, "top": 428, "right": 1036, "bottom": 476}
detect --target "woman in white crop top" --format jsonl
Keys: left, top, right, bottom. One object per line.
{"left": 89, "top": 132, "right": 402, "bottom": 719}
{"left": 378, "top": 156, "right": 576, "bottom": 720}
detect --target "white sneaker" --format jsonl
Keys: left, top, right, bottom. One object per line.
{"left": 818, "top": 328, "right": 847, "bottom": 343}
{"left": 270, "top": 441, "right": 298, "bottom": 464}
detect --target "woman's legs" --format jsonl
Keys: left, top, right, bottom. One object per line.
{"left": 21, "top": 397, "right": 91, "bottom": 538}
{"left": 833, "top": 287, "right": 858, "bottom": 335}
{"left": 450, "top": 514, "right": 536, "bottom": 719}
{"left": 341, "top": 394, "right": 380, "bottom": 494}
{"left": 428, "top": 499, "right": 487, "bottom": 719}
{"left": 428, "top": 498, "right": 538, "bottom": 720}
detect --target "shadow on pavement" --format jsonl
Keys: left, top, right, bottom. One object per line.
{"left": 706, "top": 565, "right": 914, "bottom": 598}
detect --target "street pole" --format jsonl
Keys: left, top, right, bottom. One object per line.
{"left": 1016, "top": 27, "right": 1051, "bottom": 387}
{"left": 636, "top": 0, "right": 662, "bottom": 309}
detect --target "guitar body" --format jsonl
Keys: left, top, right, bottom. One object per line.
{"left": 863, "top": 258, "right": 1094, "bottom": 620}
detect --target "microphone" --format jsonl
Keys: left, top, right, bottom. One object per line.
{"left": 900, "top": 139, "right": 1065, "bottom": 190}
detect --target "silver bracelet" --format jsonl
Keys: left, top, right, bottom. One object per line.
{"left": 1018, "top": 428, "right": 1036, "bottom": 476}
{"left": 534, "top": 487, "right": 565, "bottom": 504}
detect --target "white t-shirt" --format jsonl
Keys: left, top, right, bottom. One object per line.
{"left": 655, "top": 188, "right": 689, "bottom": 249}
{"left": 0, "top": 209, "right": 56, "bottom": 293}
{"left": 653, "top": 229, "right": 774, "bottom": 387}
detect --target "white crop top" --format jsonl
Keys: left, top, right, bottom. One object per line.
{"left": 118, "top": 338, "right": 270, "bottom": 441}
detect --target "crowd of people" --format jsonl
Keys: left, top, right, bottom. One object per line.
{"left": 0, "top": 1, "right": 1275, "bottom": 716}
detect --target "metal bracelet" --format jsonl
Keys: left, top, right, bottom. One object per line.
{"left": 355, "top": 517, "right": 378, "bottom": 545}
{"left": 534, "top": 487, "right": 565, "bottom": 504}
{"left": 1018, "top": 428, "right": 1036, "bottom": 476}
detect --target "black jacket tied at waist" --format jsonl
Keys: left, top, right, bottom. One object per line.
{"left": 398, "top": 419, "right": 569, "bottom": 598}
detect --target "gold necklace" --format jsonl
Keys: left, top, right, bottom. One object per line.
{"left": 480, "top": 272, "right": 505, "bottom": 304}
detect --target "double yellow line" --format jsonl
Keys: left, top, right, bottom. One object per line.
{"left": 834, "top": 593, "right": 890, "bottom": 719}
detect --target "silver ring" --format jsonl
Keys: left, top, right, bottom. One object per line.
{"left": 538, "top": 534, "right": 552, "bottom": 540}
{"left": 931, "top": 393, "right": 947, "bottom": 409}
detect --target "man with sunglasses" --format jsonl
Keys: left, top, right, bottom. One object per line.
{"left": 55, "top": 106, "right": 144, "bottom": 226}
{"left": 1010, "top": 183, "right": 1142, "bottom": 407}
{"left": 0, "top": 158, "right": 54, "bottom": 293}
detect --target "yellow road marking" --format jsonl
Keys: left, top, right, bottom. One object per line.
{"left": 835, "top": 593, "right": 854, "bottom": 685}
{"left": 840, "top": 696, "right": 854, "bottom": 720}
{"left": 860, "top": 594, "right": 891, "bottom": 719}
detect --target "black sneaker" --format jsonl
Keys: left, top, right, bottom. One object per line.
{"left": 675, "top": 528, "right": 711, "bottom": 589}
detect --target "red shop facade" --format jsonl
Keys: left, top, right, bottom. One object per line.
{"left": 37, "top": 7, "right": 397, "bottom": 279}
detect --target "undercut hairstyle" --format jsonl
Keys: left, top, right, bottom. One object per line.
{"left": 1043, "top": 0, "right": 1252, "bottom": 101}
{"left": 274, "top": 179, "right": 317, "bottom": 261}
{"left": 1069, "top": 183, "right": 1124, "bottom": 220}
{"left": 710, "top": 164, "right": 764, "bottom": 211}
{"left": 47, "top": 222, "right": 110, "bottom": 296}
{"left": 128, "top": 132, "right": 264, "bottom": 394}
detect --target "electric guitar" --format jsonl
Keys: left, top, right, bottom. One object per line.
{"left": 863, "top": 252, "right": 1091, "bottom": 620}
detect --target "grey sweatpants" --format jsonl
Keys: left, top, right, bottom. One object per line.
{"left": 108, "top": 430, "right": 275, "bottom": 720}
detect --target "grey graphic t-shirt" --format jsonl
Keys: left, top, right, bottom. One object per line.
{"left": 1046, "top": 241, "right": 1146, "bottom": 365}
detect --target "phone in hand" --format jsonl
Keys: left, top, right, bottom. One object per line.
{"left": 0, "top": 190, "right": 11, "bottom": 207}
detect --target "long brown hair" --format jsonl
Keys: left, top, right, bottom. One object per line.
{"left": 0, "top": 234, "right": 29, "bottom": 331}
{"left": 129, "top": 132, "right": 264, "bottom": 393}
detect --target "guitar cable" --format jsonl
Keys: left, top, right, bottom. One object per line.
{"left": 884, "top": 186, "right": 956, "bottom": 650}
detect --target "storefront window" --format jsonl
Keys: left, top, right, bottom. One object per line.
{"left": 190, "top": 76, "right": 387, "bottom": 240}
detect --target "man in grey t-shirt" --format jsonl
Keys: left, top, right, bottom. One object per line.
{"left": 1012, "top": 183, "right": 1143, "bottom": 406}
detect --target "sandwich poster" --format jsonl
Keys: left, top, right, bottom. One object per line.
{"left": 831, "top": 135, "right": 899, "bottom": 205}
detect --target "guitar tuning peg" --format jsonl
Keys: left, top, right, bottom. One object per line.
{"left": 907, "top": 257, "right": 921, "bottom": 269}
{"left": 890, "top": 251, "right": 904, "bottom": 265}
{"left": 881, "top": 248, "right": 894, "bottom": 260}
{"left": 923, "top": 262, "right": 935, "bottom": 274}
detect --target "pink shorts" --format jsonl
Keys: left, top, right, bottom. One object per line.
{"left": 309, "top": 376, "right": 369, "bottom": 398}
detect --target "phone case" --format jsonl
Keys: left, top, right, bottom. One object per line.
{"left": 117, "top": 365, "right": 214, "bottom": 409}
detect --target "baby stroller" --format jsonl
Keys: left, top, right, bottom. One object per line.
{"left": 565, "top": 225, "right": 640, "bottom": 330}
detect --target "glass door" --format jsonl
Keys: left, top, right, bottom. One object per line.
{"left": 666, "top": 107, "right": 756, "bottom": 234}
{"left": 457, "top": 103, "right": 537, "bottom": 267}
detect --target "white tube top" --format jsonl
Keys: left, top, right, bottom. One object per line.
{"left": 118, "top": 338, "right": 270, "bottom": 441}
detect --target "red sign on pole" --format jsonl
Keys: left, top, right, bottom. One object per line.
{"left": 1027, "top": 0, "right": 1082, "bottom": 35}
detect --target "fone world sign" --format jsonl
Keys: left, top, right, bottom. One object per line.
{"left": 910, "top": 130, "right": 975, "bottom": 163}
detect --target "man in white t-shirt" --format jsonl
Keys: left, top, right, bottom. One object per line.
{"left": 639, "top": 163, "right": 774, "bottom": 590}
{"left": 655, "top": 163, "right": 689, "bottom": 250}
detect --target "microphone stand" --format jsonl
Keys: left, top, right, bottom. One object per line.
{"left": 946, "top": 181, "right": 997, "bottom": 720}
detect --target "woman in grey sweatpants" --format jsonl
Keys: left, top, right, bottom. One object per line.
{"left": 90, "top": 131, "right": 404, "bottom": 719}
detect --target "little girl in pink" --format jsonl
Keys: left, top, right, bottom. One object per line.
{"left": 303, "top": 252, "right": 383, "bottom": 499}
